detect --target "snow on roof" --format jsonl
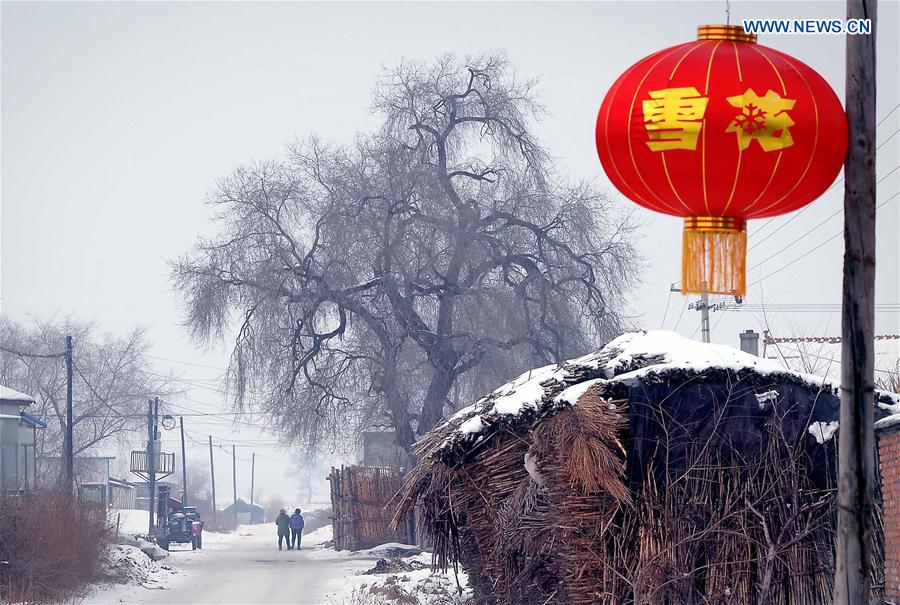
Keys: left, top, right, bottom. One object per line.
{"left": 0, "top": 384, "right": 34, "bottom": 404}
{"left": 876, "top": 413, "right": 900, "bottom": 432}
{"left": 571, "top": 330, "right": 832, "bottom": 384}
{"left": 437, "top": 330, "right": 900, "bottom": 453}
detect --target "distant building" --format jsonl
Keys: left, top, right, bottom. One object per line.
{"left": 0, "top": 385, "right": 46, "bottom": 495}
{"left": 222, "top": 498, "right": 264, "bottom": 524}
{"left": 131, "top": 479, "right": 178, "bottom": 512}
{"left": 107, "top": 477, "right": 136, "bottom": 509}
{"left": 361, "top": 431, "right": 410, "bottom": 468}
{"left": 38, "top": 455, "right": 136, "bottom": 508}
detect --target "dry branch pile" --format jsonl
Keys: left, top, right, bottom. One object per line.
{"left": 393, "top": 332, "right": 900, "bottom": 604}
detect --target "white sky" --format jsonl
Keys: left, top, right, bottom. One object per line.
{"left": 2, "top": 1, "right": 898, "bottom": 502}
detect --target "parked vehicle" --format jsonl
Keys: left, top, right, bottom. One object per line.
{"left": 153, "top": 485, "right": 203, "bottom": 550}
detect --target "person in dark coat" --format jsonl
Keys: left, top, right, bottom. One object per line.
{"left": 275, "top": 509, "right": 291, "bottom": 550}
{"left": 289, "top": 508, "right": 304, "bottom": 550}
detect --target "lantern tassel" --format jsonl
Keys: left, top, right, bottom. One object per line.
{"left": 682, "top": 216, "right": 746, "bottom": 297}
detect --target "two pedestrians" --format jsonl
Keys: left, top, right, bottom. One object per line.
{"left": 275, "top": 507, "right": 305, "bottom": 550}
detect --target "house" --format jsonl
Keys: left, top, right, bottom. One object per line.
{"left": 222, "top": 497, "right": 264, "bottom": 524}
{"left": 107, "top": 477, "right": 136, "bottom": 509}
{"left": 37, "top": 455, "right": 135, "bottom": 508}
{"left": 0, "top": 385, "right": 46, "bottom": 495}
{"left": 131, "top": 479, "right": 178, "bottom": 512}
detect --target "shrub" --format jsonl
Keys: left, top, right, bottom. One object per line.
{"left": 0, "top": 488, "right": 109, "bottom": 602}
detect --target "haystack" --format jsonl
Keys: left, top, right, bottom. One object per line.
{"left": 393, "top": 331, "right": 900, "bottom": 604}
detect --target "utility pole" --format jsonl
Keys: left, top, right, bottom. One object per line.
{"left": 250, "top": 452, "right": 255, "bottom": 507}
{"left": 834, "top": 0, "right": 877, "bottom": 601}
{"left": 232, "top": 445, "right": 238, "bottom": 521}
{"left": 179, "top": 417, "right": 188, "bottom": 506}
{"left": 670, "top": 284, "right": 724, "bottom": 343}
{"left": 699, "top": 288, "right": 711, "bottom": 344}
{"left": 147, "top": 399, "right": 157, "bottom": 535}
{"left": 64, "top": 336, "right": 74, "bottom": 485}
{"left": 209, "top": 436, "right": 217, "bottom": 524}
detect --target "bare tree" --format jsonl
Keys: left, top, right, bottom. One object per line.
{"left": 0, "top": 317, "right": 171, "bottom": 464}
{"left": 172, "top": 55, "right": 641, "bottom": 455}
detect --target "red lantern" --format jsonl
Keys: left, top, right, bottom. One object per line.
{"left": 596, "top": 25, "right": 847, "bottom": 296}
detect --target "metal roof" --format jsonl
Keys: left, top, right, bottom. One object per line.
{"left": 0, "top": 385, "right": 34, "bottom": 405}
{"left": 19, "top": 410, "right": 47, "bottom": 429}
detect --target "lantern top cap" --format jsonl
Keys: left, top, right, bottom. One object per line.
{"left": 697, "top": 24, "right": 757, "bottom": 43}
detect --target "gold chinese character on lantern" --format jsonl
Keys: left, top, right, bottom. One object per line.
{"left": 642, "top": 87, "right": 709, "bottom": 151}
{"left": 726, "top": 89, "right": 796, "bottom": 152}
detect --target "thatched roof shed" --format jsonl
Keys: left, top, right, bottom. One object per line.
{"left": 394, "top": 331, "right": 900, "bottom": 604}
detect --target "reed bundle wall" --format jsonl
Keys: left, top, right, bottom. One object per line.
{"left": 328, "top": 464, "right": 412, "bottom": 551}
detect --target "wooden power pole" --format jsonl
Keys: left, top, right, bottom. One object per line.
{"left": 250, "top": 452, "right": 255, "bottom": 507}
{"left": 64, "top": 335, "right": 74, "bottom": 485}
{"left": 147, "top": 398, "right": 157, "bottom": 535}
{"left": 179, "top": 417, "right": 188, "bottom": 506}
{"left": 209, "top": 436, "right": 217, "bottom": 524}
{"left": 232, "top": 445, "right": 238, "bottom": 521}
{"left": 834, "top": 1, "right": 877, "bottom": 602}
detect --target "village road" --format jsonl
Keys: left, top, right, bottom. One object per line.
{"left": 84, "top": 522, "right": 378, "bottom": 604}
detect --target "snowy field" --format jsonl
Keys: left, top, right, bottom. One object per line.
{"left": 81, "top": 522, "right": 469, "bottom": 604}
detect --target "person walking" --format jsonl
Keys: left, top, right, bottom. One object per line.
{"left": 289, "top": 509, "right": 304, "bottom": 550}
{"left": 275, "top": 509, "right": 291, "bottom": 550}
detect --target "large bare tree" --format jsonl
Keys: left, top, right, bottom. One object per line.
{"left": 172, "top": 55, "right": 641, "bottom": 455}
{"left": 0, "top": 317, "right": 170, "bottom": 465}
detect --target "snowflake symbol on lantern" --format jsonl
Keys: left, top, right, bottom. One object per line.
{"left": 731, "top": 103, "right": 767, "bottom": 134}
{"left": 726, "top": 89, "right": 797, "bottom": 152}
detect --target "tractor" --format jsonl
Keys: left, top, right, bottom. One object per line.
{"left": 153, "top": 484, "right": 204, "bottom": 551}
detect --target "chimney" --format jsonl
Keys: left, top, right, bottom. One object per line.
{"left": 739, "top": 329, "right": 760, "bottom": 356}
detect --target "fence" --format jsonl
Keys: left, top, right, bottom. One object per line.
{"left": 327, "top": 465, "right": 414, "bottom": 551}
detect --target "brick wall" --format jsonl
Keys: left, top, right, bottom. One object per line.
{"left": 879, "top": 426, "right": 900, "bottom": 603}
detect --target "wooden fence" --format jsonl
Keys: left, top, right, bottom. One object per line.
{"left": 327, "top": 464, "right": 414, "bottom": 551}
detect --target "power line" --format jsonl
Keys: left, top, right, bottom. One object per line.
{"left": 723, "top": 303, "right": 899, "bottom": 313}
{"left": 748, "top": 106, "right": 899, "bottom": 243}
{"left": 876, "top": 127, "right": 899, "bottom": 151}
{"left": 747, "top": 165, "right": 899, "bottom": 266}
{"left": 146, "top": 354, "right": 227, "bottom": 371}
{"left": 767, "top": 342, "right": 896, "bottom": 375}
{"left": 671, "top": 299, "right": 689, "bottom": 332}
{"left": 658, "top": 289, "right": 673, "bottom": 330}
{"left": 0, "top": 344, "right": 66, "bottom": 359}
{"left": 747, "top": 190, "right": 899, "bottom": 289}
{"left": 876, "top": 103, "right": 900, "bottom": 127}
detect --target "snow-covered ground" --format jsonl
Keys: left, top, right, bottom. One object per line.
{"left": 82, "top": 522, "right": 468, "bottom": 604}
{"left": 108, "top": 508, "right": 151, "bottom": 537}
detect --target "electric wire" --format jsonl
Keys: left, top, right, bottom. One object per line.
{"left": 747, "top": 190, "right": 899, "bottom": 289}
{"left": 0, "top": 344, "right": 66, "bottom": 359}
{"left": 748, "top": 106, "right": 899, "bottom": 242}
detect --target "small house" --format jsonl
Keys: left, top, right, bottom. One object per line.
{"left": 0, "top": 385, "right": 46, "bottom": 495}
{"left": 223, "top": 498, "right": 264, "bottom": 524}
{"left": 107, "top": 477, "right": 136, "bottom": 509}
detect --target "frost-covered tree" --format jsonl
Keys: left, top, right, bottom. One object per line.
{"left": 172, "top": 55, "right": 641, "bottom": 455}
{"left": 0, "top": 317, "right": 170, "bottom": 465}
